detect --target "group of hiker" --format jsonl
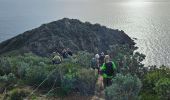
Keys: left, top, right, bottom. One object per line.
{"left": 52, "top": 49, "right": 116, "bottom": 88}
{"left": 52, "top": 48, "right": 73, "bottom": 64}
{"left": 91, "top": 52, "right": 117, "bottom": 88}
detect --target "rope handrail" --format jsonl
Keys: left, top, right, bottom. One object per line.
{"left": 25, "top": 65, "right": 59, "bottom": 99}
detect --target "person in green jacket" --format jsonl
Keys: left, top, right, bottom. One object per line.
{"left": 100, "top": 55, "right": 116, "bottom": 88}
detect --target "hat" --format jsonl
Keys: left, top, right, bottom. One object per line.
{"left": 101, "top": 52, "right": 104, "bottom": 56}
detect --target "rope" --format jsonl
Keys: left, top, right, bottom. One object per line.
{"left": 45, "top": 75, "right": 58, "bottom": 96}
{"left": 26, "top": 65, "right": 59, "bottom": 98}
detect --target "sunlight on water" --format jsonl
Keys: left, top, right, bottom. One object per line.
{"left": 126, "top": 0, "right": 151, "bottom": 7}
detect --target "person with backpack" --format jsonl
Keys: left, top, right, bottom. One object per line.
{"left": 100, "top": 55, "right": 116, "bottom": 88}
{"left": 95, "top": 53, "right": 100, "bottom": 73}
{"left": 91, "top": 57, "right": 97, "bottom": 70}
{"left": 52, "top": 52, "right": 62, "bottom": 64}
{"left": 62, "top": 49, "right": 68, "bottom": 58}
{"left": 66, "top": 48, "right": 73, "bottom": 56}
{"left": 99, "top": 52, "right": 105, "bottom": 67}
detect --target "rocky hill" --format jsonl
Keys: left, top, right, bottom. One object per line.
{"left": 0, "top": 18, "right": 135, "bottom": 56}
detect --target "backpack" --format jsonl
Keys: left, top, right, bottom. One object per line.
{"left": 62, "top": 52, "right": 68, "bottom": 58}
{"left": 53, "top": 55, "right": 61, "bottom": 64}
{"left": 91, "top": 58, "right": 97, "bottom": 69}
{"left": 99, "top": 55, "right": 105, "bottom": 66}
{"left": 67, "top": 50, "right": 73, "bottom": 56}
{"left": 105, "top": 62, "right": 115, "bottom": 77}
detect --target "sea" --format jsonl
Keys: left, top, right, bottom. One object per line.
{"left": 0, "top": 0, "right": 170, "bottom": 67}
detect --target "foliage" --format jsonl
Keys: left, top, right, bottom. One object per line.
{"left": 0, "top": 47, "right": 150, "bottom": 99}
{"left": 105, "top": 74, "right": 142, "bottom": 100}
{"left": 17, "top": 62, "right": 29, "bottom": 79}
{"left": 0, "top": 73, "right": 17, "bottom": 91}
{"left": 9, "top": 88, "right": 29, "bottom": 100}
{"left": 0, "top": 52, "right": 98, "bottom": 97}
{"left": 47, "top": 57, "right": 97, "bottom": 96}
{"left": 0, "top": 53, "right": 52, "bottom": 78}
{"left": 139, "top": 92, "right": 160, "bottom": 100}
{"left": 71, "top": 51, "right": 93, "bottom": 68}
{"left": 108, "top": 44, "right": 146, "bottom": 77}
{"left": 25, "top": 65, "right": 48, "bottom": 86}
{"left": 154, "top": 78, "right": 170, "bottom": 99}
{"left": 0, "top": 57, "right": 11, "bottom": 75}
{"left": 140, "top": 66, "right": 170, "bottom": 100}
{"left": 76, "top": 68, "right": 97, "bottom": 95}
{"left": 51, "top": 62, "right": 78, "bottom": 97}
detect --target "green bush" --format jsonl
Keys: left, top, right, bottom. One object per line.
{"left": 105, "top": 74, "right": 142, "bottom": 100}
{"left": 17, "top": 62, "right": 29, "bottom": 79}
{"left": 25, "top": 65, "right": 48, "bottom": 86}
{"left": 46, "top": 59, "right": 97, "bottom": 97}
{"left": 58, "top": 72, "right": 76, "bottom": 96}
{"left": 0, "top": 73, "right": 17, "bottom": 88}
{"left": 154, "top": 78, "right": 170, "bottom": 100}
{"left": 108, "top": 45, "right": 146, "bottom": 77}
{"left": 54, "top": 62, "right": 78, "bottom": 96}
{"left": 73, "top": 51, "right": 93, "bottom": 68}
{"left": 0, "top": 52, "right": 97, "bottom": 97}
{"left": 76, "top": 68, "right": 97, "bottom": 95}
{"left": 0, "top": 53, "right": 53, "bottom": 86}
{"left": 139, "top": 92, "right": 160, "bottom": 100}
{"left": 9, "top": 88, "right": 29, "bottom": 100}
{"left": 141, "top": 66, "right": 170, "bottom": 100}
{"left": 0, "top": 57, "right": 11, "bottom": 75}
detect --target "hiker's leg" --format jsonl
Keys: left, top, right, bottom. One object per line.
{"left": 104, "top": 78, "right": 112, "bottom": 87}
{"left": 107, "top": 78, "right": 112, "bottom": 87}
{"left": 103, "top": 78, "right": 107, "bottom": 88}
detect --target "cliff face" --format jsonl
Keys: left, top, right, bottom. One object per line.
{"left": 0, "top": 18, "right": 135, "bottom": 56}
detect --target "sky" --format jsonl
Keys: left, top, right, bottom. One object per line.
{"left": 0, "top": 0, "right": 169, "bottom": 2}
{"left": 53, "top": 0, "right": 169, "bottom": 2}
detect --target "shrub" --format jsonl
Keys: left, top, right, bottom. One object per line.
{"left": 0, "top": 57, "right": 11, "bottom": 75}
{"left": 47, "top": 62, "right": 97, "bottom": 97}
{"left": 17, "top": 62, "right": 29, "bottom": 79}
{"left": 59, "top": 72, "right": 76, "bottom": 96}
{"left": 55, "top": 62, "right": 78, "bottom": 96}
{"left": 154, "top": 78, "right": 170, "bottom": 100}
{"left": 139, "top": 92, "right": 160, "bottom": 100}
{"left": 140, "top": 66, "right": 170, "bottom": 100}
{"left": 108, "top": 45, "right": 146, "bottom": 77}
{"left": 25, "top": 65, "right": 48, "bottom": 86}
{"left": 0, "top": 53, "right": 53, "bottom": 87}
{"left": 9, "top": 88, "right": 29, "bottom": 100}
{"left": 0, "top": 52, "right": 97, "bottom": 97}
{"left": 105, "top": 74, "right": 142, "bottom": 100}
{"left": 0, "top": 73, "right": 17, "bottom": 87}
{"left": 76, "top": 68, "right": 97, "bottom": 95}
{"left": 73, "top": 51, "right": 93, "bottom": 68}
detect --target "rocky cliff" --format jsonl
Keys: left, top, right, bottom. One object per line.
{"left": 0, "top": 18, "right": 135, "bottom": 56}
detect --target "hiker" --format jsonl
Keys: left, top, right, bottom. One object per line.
{"left": 95, "top": 53, "right": 100, "bottom": 72}
{"left": 52, "top": 52, "right": 62, "bottom": 64}
{"left": 99, "top": 52, "right": 105, "bottom": 67}
{"left": 66, "top": 48, "right": 73, "bottom": 56}
{"left": 62, "top": 49, "right": 68, "bottom": 58}
{"left": 91, "top": 57, "right": 97, "bottom": 70}
{"left": 100, "top": 55, "right": 116, "bottom": 88}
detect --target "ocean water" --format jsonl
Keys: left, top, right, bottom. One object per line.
{"left": 0, "top": 0, "right": 170, "bottom": 67}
